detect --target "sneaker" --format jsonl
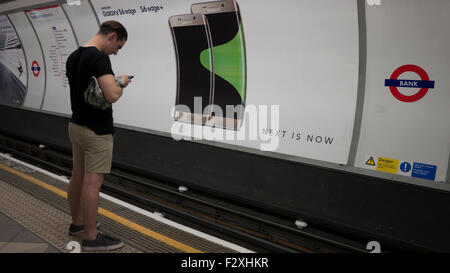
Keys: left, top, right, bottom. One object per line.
{"left": 82, "top": 232, "right": 124, "bottom": 251}
{"left": 68, "top": 221, "right": 101, "bottom": 236}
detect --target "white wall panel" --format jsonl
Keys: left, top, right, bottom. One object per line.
{"left": 90, "top": 0, "right": 360, "bottom": 164}
{"left": 62, "top": 0, "right": 98, "bottom": 46}
{"left": 26, "top": 4, "right": 78, "bottom": 115}
{"left": 356, "top": 0, "right": 450, "bottom": 182}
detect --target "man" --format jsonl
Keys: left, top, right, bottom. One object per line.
{"left": 65, "top": 20, "right": 131, "bottom": 251}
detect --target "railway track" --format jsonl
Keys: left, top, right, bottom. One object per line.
{"left": 0, "top": 132, "right": 395, "bottom": 253}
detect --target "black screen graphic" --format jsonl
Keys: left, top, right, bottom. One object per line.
{"left": 172, "top": 25, "right": 213, "bottom": 115}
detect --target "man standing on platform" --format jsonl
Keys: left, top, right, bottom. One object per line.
{"left": 65, "top": 20, "right": 132, "bottom": 251}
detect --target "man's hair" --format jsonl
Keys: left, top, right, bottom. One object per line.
{"left": 98, "top": 20, "right": 128, "bottom": 41}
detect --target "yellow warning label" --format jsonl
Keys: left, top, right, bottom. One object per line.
{"left": 365, "top": 156, "right": 376, "bottom": 166}
{"left": 376, "top": 157, "right": 399, "bottom": 174}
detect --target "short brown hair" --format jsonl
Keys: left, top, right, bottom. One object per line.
{"left": 98, "top": 20, "right": 128, "bottom": 41}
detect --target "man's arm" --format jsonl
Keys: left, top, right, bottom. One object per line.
{"left": 97, "top": 74, "right": 130, "bottom": 103}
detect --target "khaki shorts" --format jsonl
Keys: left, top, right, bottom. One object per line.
{"left": 68, "top": 122, "right": 113, "bottom": 173}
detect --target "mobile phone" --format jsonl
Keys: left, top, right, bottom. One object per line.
{"left": 191, "top": 0, "right": 247, "bottom": 130}
{"left": 169, "top": 14, "right": 215, "bottom": 125}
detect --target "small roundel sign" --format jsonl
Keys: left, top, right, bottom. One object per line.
{"left": 384, "top": 64, "right": 435, "bottom": 103}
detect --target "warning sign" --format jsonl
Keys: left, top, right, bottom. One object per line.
{"left": 412, "top": 162, "right": 437, "bottom": 181}
{"left": 365, "top": 156, "right": 376, "bottom": 166}
{"left": 362, "top": 155, "right": 438, "bottom": 181}
{"left": 376, "top": 157, "right": 399, "bottom": 174}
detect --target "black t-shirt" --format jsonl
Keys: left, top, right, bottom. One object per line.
{"left": 66, "top": 46, "right": 115, "bottom": 135}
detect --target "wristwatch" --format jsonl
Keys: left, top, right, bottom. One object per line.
{"left": 115, "top": 76, "right": 126, "bottom": 88}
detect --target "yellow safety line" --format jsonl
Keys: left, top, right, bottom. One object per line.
{"left": 0, "top": 163, "right": 203, "bottom": 253}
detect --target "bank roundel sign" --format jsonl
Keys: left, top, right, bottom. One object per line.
{"left": 31, "top": 60, "right": 41, "bottom": 77}
{"left": 384, "top": 64, "right": 435, "bottom": 103}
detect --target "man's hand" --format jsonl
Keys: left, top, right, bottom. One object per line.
{"left": 118, "top": 75, "right": 132, "bottom": 88}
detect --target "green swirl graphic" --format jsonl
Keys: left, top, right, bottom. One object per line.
{"left": 200, "top": 23, "right": 246, "bottom": 102}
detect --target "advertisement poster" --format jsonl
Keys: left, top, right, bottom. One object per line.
{"left": 0, "top": 15, "right": 27, "bottom": 106}
{"left": 26, "top": 5, "right": 78, "bottom": 114}
{"left": 90, "top": 0, "right": 359, "bottom": 164}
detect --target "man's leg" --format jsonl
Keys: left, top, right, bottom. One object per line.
{"left": 68, "top": 166, "right": 85, "bottom": 226}
{"left": 68, "top": 122, "right": 86, "bottom": 227}
{"left": 82, "top": 172, "right": 104, "bottom": 240}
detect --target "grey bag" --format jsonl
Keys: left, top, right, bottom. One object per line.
{"left": 84, "top": 76, "right": 112, "bottom": 110}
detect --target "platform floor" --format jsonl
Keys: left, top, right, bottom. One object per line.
{"left": 0, "top": 210, "right": 60, "bottom": 253}
{"left": 0, "top": 153, "right": 251, "bottom": 253}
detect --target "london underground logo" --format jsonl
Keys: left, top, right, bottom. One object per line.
{"left": 384, "top": 64, "right": 435, "bottom": 103}
{"left": 31, "top": 60, "right": 40, "bottom": 77}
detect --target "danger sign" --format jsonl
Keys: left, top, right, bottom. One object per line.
{"left": 365, "top": 156, "right": 376, "bottom": 166}
{"left": 384, "top": 64, "right": 435, "bottom": 103}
